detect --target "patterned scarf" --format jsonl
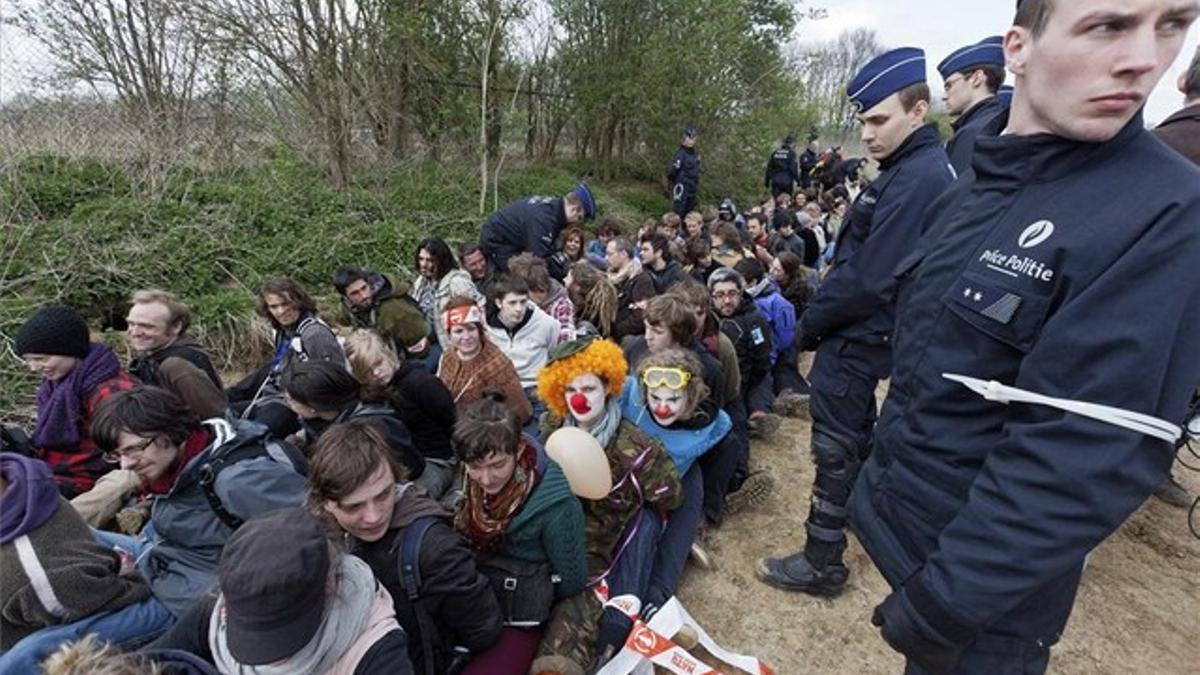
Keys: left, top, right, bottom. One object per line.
{"left": 456, "top": 439, "right": 540, "bottom": 552}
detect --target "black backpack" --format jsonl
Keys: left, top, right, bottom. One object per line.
{"left": 397, "top": 515, "right": 470, "bottom": 675}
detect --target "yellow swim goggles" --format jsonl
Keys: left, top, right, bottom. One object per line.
{"left": 641, "top": 367, "right": 692, "bottom": 390}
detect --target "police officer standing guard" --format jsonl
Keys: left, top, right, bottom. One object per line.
{"left": 764, "top": 133, "right": 802, "bottom": 197}
{"left": 847, "top": 1, "right": 1199, "bottom": 673}
{"left": 939, "top": 36, "right": 1008, "bottom": 175}
{"left": 667, "top": 126, "right": 701, "bottom": 217}
{"left": 757, "top": 47, "right": 955, "bottom": 596}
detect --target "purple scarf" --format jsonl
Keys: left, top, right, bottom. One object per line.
{"left": 33, "top": 342, "right": 121, "bottom": 449}
{"left": 0, "top": 453, "right": 61, "bottom": 544}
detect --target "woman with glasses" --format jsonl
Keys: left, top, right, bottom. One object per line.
{"left": 532, "top": 338, "right": 682, "bottom": 672}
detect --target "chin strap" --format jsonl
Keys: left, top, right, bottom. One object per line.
{"left": 943, "top": 373, "right": 1182, "bottom": 444}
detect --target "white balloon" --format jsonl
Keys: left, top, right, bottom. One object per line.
{"left": 544, "top": 427, "right": 613, "bottom": 500}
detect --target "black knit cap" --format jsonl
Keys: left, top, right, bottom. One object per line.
{"left": 14, "top": 305, "right": 90, "bottom": 358}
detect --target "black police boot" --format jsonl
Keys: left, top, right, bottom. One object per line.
{"left": 756, "top": 539, "right": 848, "bottom": 596}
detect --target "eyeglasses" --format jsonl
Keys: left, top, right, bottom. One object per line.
{"left": 103, "top": 436, "right": 158, "bottom": 464}
{"left": 642, "top": 367, "right": 692, "bottom": 390}
{"left": 943, "top": 74, "right": 964, "bottom": 91}
{"left": 711, "top": 290, "right": 740, "bottom": 301}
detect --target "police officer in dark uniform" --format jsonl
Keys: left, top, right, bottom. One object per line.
{"left": 478, "top": 183, "right": 595, "bottom": 274}
{"left": 667, "top": 126, "right": 701, "bottom": 217}
{"left": 939, "top": 36, "right": 1008, "bottom": 175}
{"left": 848, "top": 2, "right": 1200, "bottom": 673}
{"left": 996, "top": 84, "right": 1014, "bottom": 107}
{"left": 757, "top": 47, "right": 955, "bottom": 596}
{"left": 799, "top": 136, "right": 819, "bottom": 191}
{"left": 764, "top": 133, "right": 802, "bottom": 197}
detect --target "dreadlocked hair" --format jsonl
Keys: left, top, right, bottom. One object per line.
{"left": 569, "top": 260, "right": 617, "bottom": 337}
{"left": 536, "top": 339, "right": 628, "bottom": 420}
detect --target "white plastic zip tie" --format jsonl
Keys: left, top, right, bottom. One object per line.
{"left": 943, "top": 373, "right": 1182, "bottom": 444}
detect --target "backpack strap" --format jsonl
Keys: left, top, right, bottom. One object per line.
{"left": 398, "top": 515, "right": 440, "bottom": 675}
{"left": 198, "top": 424, "right": 306, "bottom": 530}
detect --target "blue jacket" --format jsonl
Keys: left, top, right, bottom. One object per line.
{"left": 849, "top": 112, "right": 1200, "bottom": 664}
{"left": 749, "top": 279, "right": 795, "bottom": 363}
{"left": 799, "top": 124, "right": 955, "bottom": 352}
{"left": 479, "top": 196, "right": 569, "bottom": 273}
{"left": 945, "top": 95, "right": 1005, "bottom": 176}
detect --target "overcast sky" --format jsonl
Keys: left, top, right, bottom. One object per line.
{"left": 800, "top": 0, "right": 1200, "bottom": 125}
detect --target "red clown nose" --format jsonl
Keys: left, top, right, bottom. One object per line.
{"left": 570, "top": 392, "right": 592, "bottom": 415}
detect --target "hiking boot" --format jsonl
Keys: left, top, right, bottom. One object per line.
{"left": 773, "top": 390, "right": 811, "bottom": 419}
{"left": 724, "top": 469, "right": 775, "bottom": 515}
{"left": 1153, "top": 475, "right": 1193, "bottom": 508}
{"left": 756, "top": 551, "right": 848, "bottom": 597}
{"left": 748, "top": 412, "right": 782, "bottom": 439}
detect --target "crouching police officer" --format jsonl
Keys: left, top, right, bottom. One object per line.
{"left": 849, "top": 1, "right": 1200, "bottom": 673}
{"left": 757, "top": 47, "right": 955, "bottom": 596}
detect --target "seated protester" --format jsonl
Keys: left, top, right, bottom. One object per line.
{"left": 710, "top": 268, "right": 778, "bottom": 438}
{"left": 0, "top": 454, "right": 156, "bottom": 674}
{"left": 281, "top": 361, "right": 429, "bottom": 493}
{"left": 548, "top": 226, "right": 589, "bottom": 282}
{"left": 685, "top": 237, "right": 722, "bottom": 285}
{"left": 459, "top": 241, "right": 497, "bottom": 298}
{"left": 484, "top": 276, "right": 561, "bottom": 420}
{"left": 624, "top": 295, "right": 724, "bottom": 421}
{"left": 656, "top": 214, "right": 687, "bottom": 263}
{"left": 533, "top": 339, "right": 683, "bottom": 672}
{"left": 770, "top": 252, "right": 813, "bottom": 333}
{"left": 411, "top": 237, "right": 483, "bottom": 351}
{"left": 794, "top": 211, "right": 823, "bottom": 268}
{"left": 126, "top": 289, "right": 225, "bottom": 420}
{"left": 709, "top": 222, "right": 745, "bottom": 269}
{"left": 307, "top": 419, "right": 502, "bottom": 674}
{"left": 437, "top": 297, "right": 532, "bottom": 424}
{"left": 452, "top": 394, "right": 586, "bottom": 675}
{"left": 508, "top": 253, "right": 576, "bottom": 343}
{"left": 604, "top": 235, "right": 656, "bottom": 345}
{"left": 564, "top": 260, "right": 618, "bottom": 340}
{"left": 639, "top": 232, "right": 688, "bottom": 294}
{"left": 226, "top": 278, "right": 346, "bottom": 438}
{"left": 334, "top": 265, "right": 431, "bottom": 362}
{"left": 768, "top": 212, "right": 807, "bottom": 262}
{"left": 746, "top": 213, "right": 776, "bottom": 266}
{"left": 344, "top": 330, "right": 457, "bottom": 493}
{"left": 619, "top": 349, "right": 734, "bottom": 609}
{"left": 736, "top": 259, "right": 808, "bottom": 415}
{"left": 90, "top": 387, "right": 308, "bottom": 619}
{"left": 14, "top": 304, "right": 138, "bottom": 500}
{"left": 149, "top": 508, "right": 414, "bottom": 675}
{"left": 586, "top": 217, "right": 622, "bottom": 270}
{"left": 672, "top": 281, "right": 742, "bottom": 421}
{"left": 683, "top": 210, "right": 706, "bottom": 241}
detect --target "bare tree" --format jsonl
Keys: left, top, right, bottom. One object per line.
{"left": 9, "top": 0, "right": 206, "bottom": 140}
{"left": 795, "top": 28, "right": 885, "bottom": 137}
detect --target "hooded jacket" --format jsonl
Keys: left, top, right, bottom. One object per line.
{"left": 354, "top": 484, "right": 501, "bottom": 672}
{"left": 344, "top": 272, "right": 430, "bottom": 354}
{"left": 748, "top": 278, "right": 796, "bottom": 362}
{"left": 646, "top": 259, "right": 689, "bottom": 294}
{"left": 850, "top": 111, "right": 1200, "bottom": 667}
{"left": 485, "top": 302, "right": 561, "bottom": 389}
{"left": 139, "top": 419, "right": 307, "bottom": 617}
{"left": 1, "top": 454, "right": 150, "bottom": 648}
{"left": 718, "top": 293, "right": 774, "bottom": 396}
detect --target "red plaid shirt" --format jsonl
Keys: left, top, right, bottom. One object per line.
{"left": 36, "top": 371, "right": 139, "bottom": 498}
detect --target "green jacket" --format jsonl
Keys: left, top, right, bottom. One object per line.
{"left": 503, "top": 461, "right": 587, "bottom": 598}
{"left": 342, "top": 272, "right": 430, "bottom": 353}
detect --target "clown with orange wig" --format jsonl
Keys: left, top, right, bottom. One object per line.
{"left": 531, "top": 337, "right": 683, "bottom": 672}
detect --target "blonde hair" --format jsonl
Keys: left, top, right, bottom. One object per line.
{"left": 342, "top": 329, "right": 400, "bottom": 384}
{"left": 41, "top": 635, "right": 161, "bottom": 675}
{"left": 636, "top": 348, "right": 710, "bottom": 423}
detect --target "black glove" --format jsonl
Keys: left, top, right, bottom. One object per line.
{"left": 871, "top": 589, "right": 963, "bottom": 675}
{"left": 798, "top": 332, "right": 821, "bottom": 352}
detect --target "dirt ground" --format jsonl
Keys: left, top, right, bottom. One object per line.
{"left": 674, "top": 392, "right": 1200, "bottom": 674}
